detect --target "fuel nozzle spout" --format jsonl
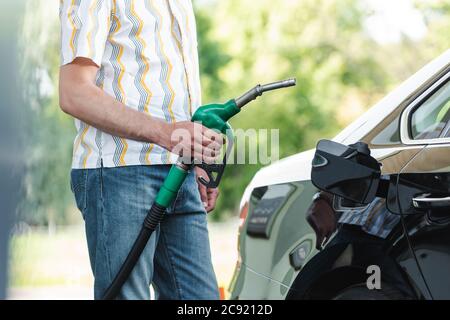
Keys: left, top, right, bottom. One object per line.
{"left": 234, "top": 78, "right": 296, "bottom": 108}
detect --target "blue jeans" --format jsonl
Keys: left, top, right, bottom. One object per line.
{"left": 70, "top": 165, "right": 219, "bottom": 300}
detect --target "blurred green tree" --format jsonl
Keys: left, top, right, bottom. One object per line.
{"left": 416, "top": 0, "right": 450, "bottom": 56}
{"left": 19, "top": 1, "right": 75, "bottom": 226}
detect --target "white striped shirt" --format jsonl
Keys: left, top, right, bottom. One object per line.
{"left": 60, "top": 0, "right": 201, "bottom": 168}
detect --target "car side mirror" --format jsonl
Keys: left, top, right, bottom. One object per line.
{"left": 311, "top": 140, "right": 381, "bottom": 205}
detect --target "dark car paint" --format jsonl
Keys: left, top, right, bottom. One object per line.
{"left": 284, "top": 217, "right": 434, "bottom": 299}
{"left": 393, "top": 143, "right": 450, "bottom": 300}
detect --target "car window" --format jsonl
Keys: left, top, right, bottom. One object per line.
{"left": 442, "top": 121, "right": 450, "bottom": 138}
{"left": 410, "top": 81, "right": 450, "bottom": 140}
{"left": 440, "top": 101, "right": 450, "bottom": 138}
{"left": 371, "top": 114, "right": 401, "bottom": 145}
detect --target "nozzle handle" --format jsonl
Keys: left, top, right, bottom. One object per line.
{"left": 235, "top": 78, "right": 296, "bottom": 108}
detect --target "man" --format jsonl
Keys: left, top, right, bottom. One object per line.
{"left": 59, "top": 0, "right": 222, "bottom": 300}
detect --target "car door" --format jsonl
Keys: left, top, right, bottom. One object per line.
{"left": 391, "top": 71, "right": 450, "bottom": 299}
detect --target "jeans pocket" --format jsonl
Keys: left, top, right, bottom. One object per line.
{"left": 172, "top": 172, "right": 206, "bottom": 214}
{"left": 70, "top": 170, "right": 88, "bottom": 217}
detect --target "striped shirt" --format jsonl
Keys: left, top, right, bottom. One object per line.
{"left": 60, "top": 0, "right": 201, "bottom": 168}
{"left": 338, "top": 197, "right": 401, "bottom": 239}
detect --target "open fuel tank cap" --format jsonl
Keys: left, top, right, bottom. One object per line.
{"left": 311, "top": 140, "right": 381, "bottom": 205}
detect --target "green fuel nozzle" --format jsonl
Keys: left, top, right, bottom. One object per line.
{"left": 102, "top": 78, "right": 297, "bottom": 300}
{"left": 191, "top": 78, "right": 297, "bottom": 134}
{"left": 187, "top": 78, "right": 297, "bottom": 188}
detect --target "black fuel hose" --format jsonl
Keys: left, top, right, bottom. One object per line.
{"left": 101, "top": 203, "right": 166, "bottom": 300}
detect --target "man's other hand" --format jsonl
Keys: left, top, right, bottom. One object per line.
{"left": 195, "top": 167, "right": 220, "bottom": 213}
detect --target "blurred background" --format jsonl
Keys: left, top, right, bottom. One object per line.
{"left": 2, "top": 0, "right": 449, "bottom": 299}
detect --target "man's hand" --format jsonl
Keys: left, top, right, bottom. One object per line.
{"left": 161, "top": 122, "right": 223, "bottom": 164}
{"left": 306, "top": 193, "right": 337, "bottom": 250}
{"left": 195, "top": 167, "right": 220, "bottom": 213}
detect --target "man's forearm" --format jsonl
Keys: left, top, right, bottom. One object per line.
{"left": 59, "top": 59, "right": 172, "bottom": 147}
{"left": 60, "top": 80, "right": 170, "bottom": 147}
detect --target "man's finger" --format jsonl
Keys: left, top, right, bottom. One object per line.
{"left": 201, "top": 138, "right": 222, "bottom": 151}
{"left": 202, "top": 127, "right": 223, "bottom": 143}
{"left": 192, "top": 144, "right": 220, "bottom": 163}
{"left": 196, "top": 154, "right": 217, "bottom": 164}
{"left": 206, "top": 188, "right": 219, "bottom": 213}
{"left": 207, "top": 187, "right": 218, "bottom": 195}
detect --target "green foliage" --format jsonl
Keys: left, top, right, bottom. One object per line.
{"left": 19, "top": 1, "right": 76, "bottom": 226}
{"left": 196, "top": 9, "right": 231, "bottom": 100}
{"left": 416, "top": 0, "right": 450, "bottom": 56}
{"left": 18, "top": 0, "right": 450, "bottom": 225}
